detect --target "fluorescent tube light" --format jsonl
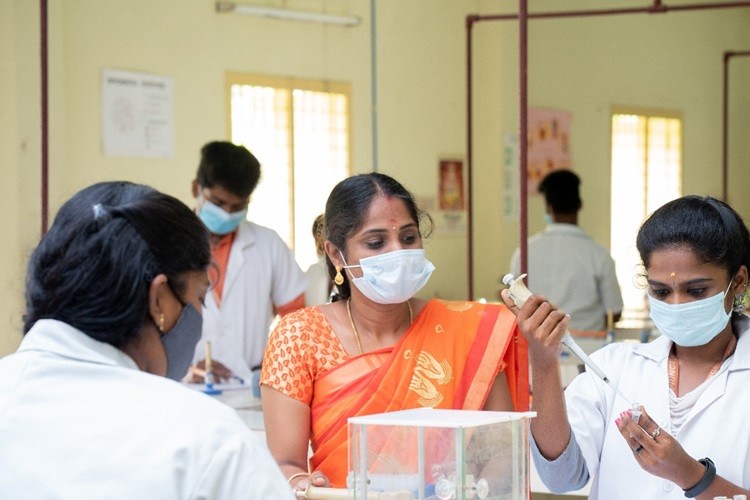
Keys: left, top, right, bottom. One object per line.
{"left": 216, "top": 2, "right": 361, "bottom": 27}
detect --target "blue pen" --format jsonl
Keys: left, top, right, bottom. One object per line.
{"left": 202, "top": 341, "right": 222, "bottom": 395}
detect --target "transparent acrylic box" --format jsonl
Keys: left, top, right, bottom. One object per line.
{"left": 348, "top": 408, "right": 535, "bottom": 500}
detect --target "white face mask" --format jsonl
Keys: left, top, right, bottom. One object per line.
{"left": 341, "top": 249, "right": 435, "bottom": 304}
{"left": 648, "top": 281, "right": 733, "bottom": 347}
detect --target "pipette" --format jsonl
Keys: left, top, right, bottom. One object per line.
{"left": 502, "top": 273, "right": 635, "bottom": 406}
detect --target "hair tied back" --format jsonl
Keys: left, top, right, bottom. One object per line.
{"left": 705, "top": 197, "right": 740, "bottom": 236}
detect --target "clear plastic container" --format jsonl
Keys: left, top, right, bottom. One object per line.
{"left": 348, "top": 408, "right": 535, "bottom": 500}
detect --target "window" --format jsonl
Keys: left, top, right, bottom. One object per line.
{"left": 610, "top": 111, "right": 682, "bottom": 319}
{"left": 227, "top": 73, "right": 351, "bottom": 270}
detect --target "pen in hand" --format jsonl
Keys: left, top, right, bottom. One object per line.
{"left": 204, "top": 341, "right": 215, "bottom": 385}
{"left": 187, "top": 366, "right": 244, "bottom": 384}
{"left": 202, "top": 341, "right": 222, "bottom": 395}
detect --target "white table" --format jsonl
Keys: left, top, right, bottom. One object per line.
{"left": 187, "top": 383, "right": 266, "bottom": 435}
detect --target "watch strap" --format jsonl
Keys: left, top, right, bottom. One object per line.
{"left": 683, "top": 457, "right": 716, "bottom": 498}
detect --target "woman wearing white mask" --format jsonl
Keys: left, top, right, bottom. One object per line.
{"left": 502, "top": 195, "right": 750, "bottom": 499}
{"left": 261, "top": 173, "right": 530, "bottom": 493}
{"left": 0, "top": 182, "right": 293, "bottom": 499}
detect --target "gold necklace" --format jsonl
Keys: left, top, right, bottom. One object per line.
{"left": 346, "top": 298, "right": 413, "bottom": 355}
{"left": 668, "top": 334, "right": 737, "bottom": 395}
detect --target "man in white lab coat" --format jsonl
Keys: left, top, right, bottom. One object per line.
{"left": 189, "top": 141, "right": 308, "bottom": 383}
{"left": 509, "top": 169, "right": 623, "bottom": 332}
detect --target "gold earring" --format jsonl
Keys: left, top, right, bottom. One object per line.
{"left": 158, "top": 313, "right": 165, "bottom": 333}
{"left": 334, "top": 267, "right": 344, "bottom": 286}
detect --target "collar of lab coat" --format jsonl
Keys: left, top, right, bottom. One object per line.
{"left": 631, "top": 314, "right": 750, "bottom": 371}
{"left": 543, "top": 223, "right": 589, "bottom": 238}
{"left": 221, "top": 220, "right": 257, "bottom": 296}
{"left": 233, "top": 219, "right": 257, "bottom": 249}
{"left": 627, "top": 315, "right": 750, "bottom": 431}
{"left": 19, "top": 319, "right": 139, "bottom": 370}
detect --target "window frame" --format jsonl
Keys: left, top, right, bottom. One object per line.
{"left": 225, "top": 72, "right": 352, "bottom": 263}
{"left": 610, "top": 106, "right": 683, "bottom": 321}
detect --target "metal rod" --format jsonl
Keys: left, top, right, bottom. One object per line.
{"left": 370, "top": 0, "right": 379, "bottom": 172}
{"left": 472, "top": 1, "right": 750, "bottom": 22}
{"left": 40, "top": 0, "right": 49, "bottom": 236}
{"left": 723, "top": 52, "right": 730, "bottom": 202}
{"left": 722, "top": 51, "right": 750, "bottom": 203}
{"left": 519, "top": 0, "right": 528, "bottom": 278}
{"left": 466, "top": 16, "right": 475, "bottom": 300}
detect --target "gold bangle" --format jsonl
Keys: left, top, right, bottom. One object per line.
{"left": 287, "top": 472, "right": 309, "bottom": 486}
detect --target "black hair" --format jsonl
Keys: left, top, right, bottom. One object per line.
{"left": 23, "top": 181, "right": 211, "bottom": 348}
{"left": 48, "top": 181, "right": 156, "bottom": 228}
{"left": 312, "top": 213, "right": 325, "bottom": 255}
{"left": 195, "top": 141, "right": 261, "bottom": 198}
{"left": 538, "top": 169, "right": 582, "bottom": 215}
{"left": 324, "top": 172, "right": 433, "bottom": 301}
{"left": 636, "top": 195, "right": 750, "bottom": 296}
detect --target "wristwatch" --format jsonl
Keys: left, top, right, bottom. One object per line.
{"left": 683, "top": 457, "right": 716, "bottom": 498}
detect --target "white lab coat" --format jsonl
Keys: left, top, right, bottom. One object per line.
{"left": 510, "top": 223, "right": 623, "bottom": 331}
{"left": 0, "top": 319, "right": 293, "bottom": 500}
{"left": 565, "top": 315, "right": 750, "bottom": 499}
{"left": 194, "top": 221, "right": 308, "bottom": 381}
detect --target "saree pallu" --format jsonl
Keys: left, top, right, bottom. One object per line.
{"left": 310, "top": 299, "right": 529, "bottom": 487}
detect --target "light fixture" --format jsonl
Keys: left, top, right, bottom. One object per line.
{"left": 216, "top": 2, "right": 361, "bottom": 27}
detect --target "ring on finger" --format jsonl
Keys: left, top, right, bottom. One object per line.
{"left": 651, "top": 427, "right": 661, "bottom": 439}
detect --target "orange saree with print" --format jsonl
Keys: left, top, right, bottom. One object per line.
{"left": 309, "top": 299, "right": 529, "bottom": 487}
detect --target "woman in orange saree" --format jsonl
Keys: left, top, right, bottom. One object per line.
{"left": 261, "top": 173, "right": 529, "bottom": 494}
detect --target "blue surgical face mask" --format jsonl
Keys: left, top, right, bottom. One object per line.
{"left": 197, "top": 200, "right": 247, "bottom": 235}
{"left": 341, "top": 249, "right": 435, "bottom": 304}
{"left": 161, "top": 303, "right": 203, "bottom": 380}
{"left": 648, "top": 282, "right": 733, "bottom": 347}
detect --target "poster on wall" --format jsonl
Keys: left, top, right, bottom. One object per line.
{"left": 437, "top": 159, "right": 466, "bottom": 233}
{"left": 527, "top": 107, "right": 573, "bottom": 193}
{"left": 503, "top": 133, "right": 520, "bottom": 221}
{"left": 101, "top": 68, "right": 174, "bottom": 158}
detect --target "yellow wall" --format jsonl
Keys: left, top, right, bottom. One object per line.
{"left": 1, "top": 0, "right": 749, "bottom": 355}
{"left": 1, "top": 0, "right": 36, "bottom": 355}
